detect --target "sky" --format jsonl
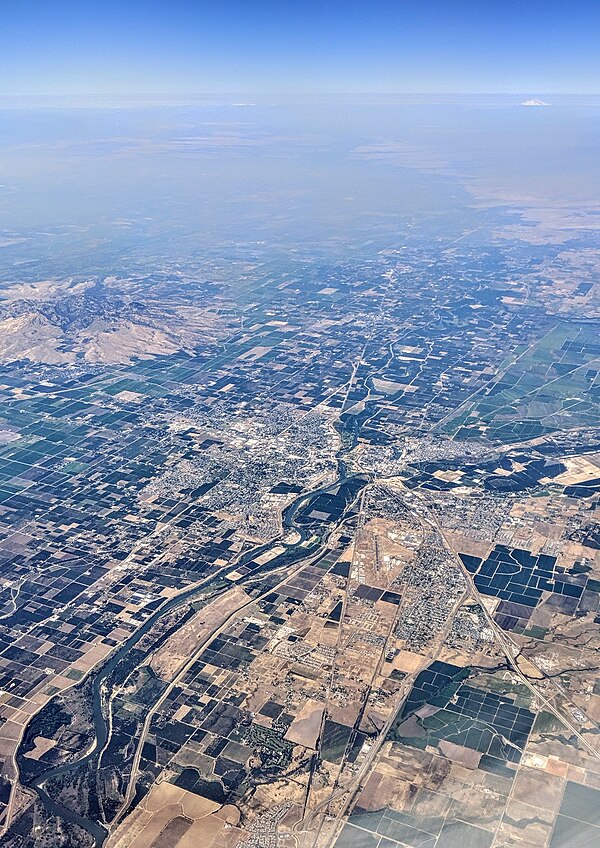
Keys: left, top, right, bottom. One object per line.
{"left": 1, "top": 0, "right": 599, "bottom": 98}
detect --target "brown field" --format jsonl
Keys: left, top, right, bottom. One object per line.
{"left": 391, "top": 650, "right": 427, "bottom": 674}
{"left": 106, "top": 782, "right": 249, "bottom": 848}
{"left": 150, "top": 586, "right": 249, "bottom": 679}
{"left": 498, "top": 799, "right": 554, "bottom": 845}
{"left": 553, "top": 455, "right": 600, "bottom": 485}
{"left": 511, "top": 767, "right": 564, "bottom": 811}
{"left": 22, "top": 736, "right": 57, "bottom": 761}
{"left": 150, "top": 815, "right": 192, "bottom": 848}
{"left": 284, "top": 699, "right": 325, "bottom": 749}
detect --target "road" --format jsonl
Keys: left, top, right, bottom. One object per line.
{"left": 291, "top": 498, "right": 467, "bottom": 848}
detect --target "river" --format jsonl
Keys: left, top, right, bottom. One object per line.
{"left": 21, "top": 423, "right": 368, "bottom": 845}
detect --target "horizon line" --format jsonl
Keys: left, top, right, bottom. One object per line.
{"left": 1, "top": 90, "right": 599, "bottom": 108}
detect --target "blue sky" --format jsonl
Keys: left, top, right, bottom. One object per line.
{"left": 1, "top": 0, "right": 599, "bottom": 97}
